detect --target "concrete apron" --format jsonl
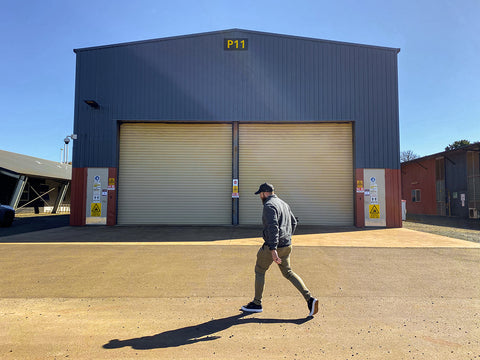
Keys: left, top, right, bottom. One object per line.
{"left": 0, "top": 228, "right": 479, "bottom": 359}
{"left": 2, "top": 227, "right": 480, "bottom": 247}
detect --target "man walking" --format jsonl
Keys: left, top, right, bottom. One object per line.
{"left": 241, "top": 183, "right": 319, "bottom": 317}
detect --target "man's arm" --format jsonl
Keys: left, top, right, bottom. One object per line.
{"left": 264, "top": 205, "right": 282, "bottom": 264}
{"left": 263, "top": 205, "right": 279, "bottom": 250}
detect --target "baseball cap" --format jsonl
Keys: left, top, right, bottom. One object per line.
{"left": 254, "top": 182, "right": 274, "bottom": 194}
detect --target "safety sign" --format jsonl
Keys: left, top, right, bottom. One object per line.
{"left": 93, "top": 175, "right": 101, "bottom": 203}
{"left": 232, "top": 179, "right": 239, "bottom": 198}
{"left": 108, "top": 178, "right": 115, "bottom": 191}
{"left": 356, "top": 180, "right": 364, "bottom": 193}
{"left": 370, "top": 185, "right": 378, "bottom": 204}
{"left": 91, "top": 203, "right": 102, "bottom": 217}
{"left": 369, "top": 204, "right": 380, "bottom": 219}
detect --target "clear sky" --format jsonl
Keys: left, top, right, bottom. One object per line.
{"left": 1, "top": 0, "right": 479, "bottom": 162}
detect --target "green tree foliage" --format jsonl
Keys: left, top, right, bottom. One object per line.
{"left": 445, "top": 140, "right": 471, "bottom": 151}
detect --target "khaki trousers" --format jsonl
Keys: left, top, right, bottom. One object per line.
{"left": 253, "top": 245, "right": 311, "bottom": 305}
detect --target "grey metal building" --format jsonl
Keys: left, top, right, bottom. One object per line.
{"left": 71, "top": 29, "right": 402, "bottom": 227}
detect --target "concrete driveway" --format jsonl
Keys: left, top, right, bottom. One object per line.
{"left": 0, "top": 225, "right": 479, "bottom": 359}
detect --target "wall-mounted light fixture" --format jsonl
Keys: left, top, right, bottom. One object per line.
{"left": 84, "top": 100, "right": 99, "bottom": 109}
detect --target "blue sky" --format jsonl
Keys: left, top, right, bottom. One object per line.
{"left": 1, "top": 0, "right": 479, "bottom": 162}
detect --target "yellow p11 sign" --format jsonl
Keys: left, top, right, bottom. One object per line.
{"left": 224, "top": 38, "right": 248, "bottom": 51}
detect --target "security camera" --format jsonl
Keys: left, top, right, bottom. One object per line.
{"left": 64, "top": 137, "right": 71, "bottom": 144}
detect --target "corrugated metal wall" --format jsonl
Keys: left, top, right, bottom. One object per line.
{"left": 73, "top": 29, "right": 400, "bottom": 170}
{"left": 401, "top": 158, "right": 438, "bottom": 216}
{"left": 445, "top": 153, "right": 469, "bottom": 217}
{"left": 385, "top": 169, "right": 402, "bottom": 227}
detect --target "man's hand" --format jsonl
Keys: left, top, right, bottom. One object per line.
{"left": 271, "top": 250, "right": 282, "bottom": 264}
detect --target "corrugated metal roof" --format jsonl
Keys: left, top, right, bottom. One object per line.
{"left": 74, "top": 28, "right": 401, "bottom": 54}
{"left": 0, "top": 150, "right": 71, "bottom": 180}
{"left": 402, "top": 142, "right": 480, "bottom": 165}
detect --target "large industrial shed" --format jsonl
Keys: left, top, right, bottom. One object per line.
{"left": 70, "top": 29, "right": 402, "bottom": 227}
{"left": 401, "top": 142, "right": 480, "bottom": 219}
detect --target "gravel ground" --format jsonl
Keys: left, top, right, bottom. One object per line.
{"left": 403, "top": 216, "right": 480, "bottom": 244}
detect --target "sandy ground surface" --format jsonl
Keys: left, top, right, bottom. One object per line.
{"left": 0, "top": 224, "right": 479, "bottom": 360}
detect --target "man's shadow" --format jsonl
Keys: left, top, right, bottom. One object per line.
{"left": 103, "top": 312, "right": 312, "bottom": 350}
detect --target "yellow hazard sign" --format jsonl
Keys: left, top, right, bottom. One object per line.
{"left": 91, "top": 203, "right": 102, "bottom": 217}
{"left": 369, "top": 204, "right": 380, "bottom": 219}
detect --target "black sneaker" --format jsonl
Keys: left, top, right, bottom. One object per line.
{"left": 307, "top": 297, "right": 318, "bottom": 316}
{"left": 241, "top": 302, "right": 263, "bottom": 313}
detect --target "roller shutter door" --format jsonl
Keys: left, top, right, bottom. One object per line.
{"left": 239, "top": 123, "right": 353, "bottom": 225}
{"left": 118, "top": 123, "right": 232, "bottom": 225}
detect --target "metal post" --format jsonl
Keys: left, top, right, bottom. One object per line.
{"left": 232, "top": 122, "right": 239, "bottom": 225}
{"left": 10, "top": 175, "right": 28, "bottom": 209}
{"left": 52, "top": 182, "right": 69, "bottom": 214}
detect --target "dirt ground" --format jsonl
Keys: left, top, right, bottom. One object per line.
{"left": 1, "top": 242, "right": 479, "bottom": 360}
{"left": 1, "top": 221, "right": 480, "bottom": 359}
{"left": 403, "top": 215, "right": 480, "bottom": 243}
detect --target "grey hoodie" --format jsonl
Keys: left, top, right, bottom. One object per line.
{"left": 262, "top": 194, "right": 298, "bottom": 250}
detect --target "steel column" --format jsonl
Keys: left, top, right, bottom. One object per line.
{"left": 10, "top": 175, "right": 28, "bottom": 209}
{"left": 232, "top": 122, "right": 239, "bottom": 225}
{"left": 52, "top": 182, "right": 70, "bottom": 214}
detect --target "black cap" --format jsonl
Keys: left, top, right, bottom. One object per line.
{"left": 255, "top": 182, "right": 274, "bottom": 195}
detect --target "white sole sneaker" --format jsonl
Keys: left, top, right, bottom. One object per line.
{"left": 308, "top": 298, "right": 318, "bottom": 316}
{"left": 241, "top": 305, "right": 263, "bottom": 313}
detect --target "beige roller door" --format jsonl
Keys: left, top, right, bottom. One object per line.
{"left": 239, "top": 123, "right": 353, "bottom": 225}
{"left": 118, "top": 123, "right": 232, "bottom": 225}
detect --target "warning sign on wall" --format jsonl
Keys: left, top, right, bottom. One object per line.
{"left": 108, "top": 178, "right": 116, "bottom": 191}
{"left": 369, "top": 204, "right": 380, "bottom": 219}
{"left": 232, "top": 179, "right": 239, "bottom": 198}
{"left": 91, "top": 203, "right": 102, "bottom": 217}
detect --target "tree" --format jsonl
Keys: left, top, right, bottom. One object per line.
{"left": 445, "top": 140, "right": 471, "bottom": 151}
{"left": 400, "top": 150, "right": 419, "bottom": 163}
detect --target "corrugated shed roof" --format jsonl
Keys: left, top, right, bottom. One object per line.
{"left": 402, "top": 142, "right": 480, "bottom": 165}
{"left": 0, "top": 150, "right": 71, "bottom": 180}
